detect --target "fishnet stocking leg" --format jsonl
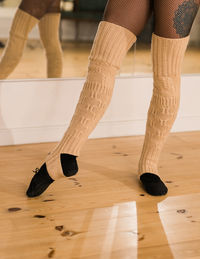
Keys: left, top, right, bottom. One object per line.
{"left": 154, "top": 0, "right": 199, "bottom": 38}
{"left": 103, "top": 0, "right": 153, "bottom": 36}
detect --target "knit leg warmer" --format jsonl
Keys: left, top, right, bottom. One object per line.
{"left": 39, "top": 13, "right": 63, "bottom": 78}
{"left": 0, "top": 9, "right": 39, "bottom": 79}
{"left": 46, "top": 21, "right": 136, "bottom": 180}
{"left": 137, "top": 33, "right": 190, "bottom": 179}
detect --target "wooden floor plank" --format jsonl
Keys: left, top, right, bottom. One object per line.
{"left": 0, "top": 131, "right": 200, "bottom": 258}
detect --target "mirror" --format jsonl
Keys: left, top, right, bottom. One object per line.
{"left": 0, "top": 0, "right": 200, "bottom": 80}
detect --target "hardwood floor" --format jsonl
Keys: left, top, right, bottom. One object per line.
{"left": 0, "top": 131, "right": 200, "bottom": 258}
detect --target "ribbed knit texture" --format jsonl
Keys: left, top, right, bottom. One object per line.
{"left": 46, "top": 21, "right": 136, "bottom": 179}
{"left": 137, "top": 33, "right": 189, "bottom": 179}
{"left": 39, "top": 13, "right": 63, "bottom": 78}
{"left": 0, "top": 9, "right": 39, "bottom": 79}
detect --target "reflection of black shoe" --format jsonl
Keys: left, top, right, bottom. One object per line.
{"left": 0, "top": 41, "right": 5, "bottom": 48}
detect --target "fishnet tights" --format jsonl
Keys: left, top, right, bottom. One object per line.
{"left": 103, "top": 0, "right": 200, "bottom": 38}
{"left": 18, "top": 0, "right": 199, "bottom": 36}
{"left": 19, "top": 0, "right": 61, "bottom": 19}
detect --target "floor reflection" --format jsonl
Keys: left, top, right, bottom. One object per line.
{"left": 70, "top": 202, "right": 137, "bottom": 258}
{"left": 1, "top": 192, "right": 200, "bottom": 258}
{"left": 158, "top": 193, "right": 200, "bottom": 259}
{"left": 66, "top": 199, "right": 175, "bottom": 258}
{"left": 137, "top": 198, "right": 174, "bottom": 259}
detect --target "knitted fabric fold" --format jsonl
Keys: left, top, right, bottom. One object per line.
{"left": 0, "top": 9, "right": 39, "bottom": 79}
{"left": 39, "top": 13, "right": 63, "bottom": 78}
{"left": 45, "top": 21, "right": 137, "bottom": 179}
{"left": 137, "top": 33, "right": 190, "bottom": 179}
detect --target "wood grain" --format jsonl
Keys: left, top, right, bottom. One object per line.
{"left": 0, "top": 131, "right": 200, "bottom": 258}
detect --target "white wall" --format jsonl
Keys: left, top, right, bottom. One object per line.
{"left": 0, "top": 75, "right": 200, "bottom": 146}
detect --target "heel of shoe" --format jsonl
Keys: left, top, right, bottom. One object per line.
{"left": 60, "top": 153, "right": 78, "bottom": 177}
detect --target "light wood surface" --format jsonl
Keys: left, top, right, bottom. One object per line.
{"left": 0, "top": 40, "right": 200, "bottom": 79}
{"left": 0, "top": 131, "right": 200, "bottom": 258}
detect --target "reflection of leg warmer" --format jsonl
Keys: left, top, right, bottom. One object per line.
{"left": 46, "top": 21, "right": 136, "bottom": 180}
{"left": 0, "top": 9, "right": 38, "bottom": 79}
{"left": 138, "top": 33, "right": 189, "bottom": 179}
{"left": 39, "top": 13, "right": 63, "bottom": 78}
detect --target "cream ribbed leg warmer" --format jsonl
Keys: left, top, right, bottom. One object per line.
{"left": 137, "top": 33, "right": 189, "bottom": 180}
{"left": 45, "top": 21, "right": 136, "bottom": 180}
{"left": 39, "top": 13, "right": 63, "bottom": 78}
{"left": 0, "top": 9, "right": 39, "bottom": 79}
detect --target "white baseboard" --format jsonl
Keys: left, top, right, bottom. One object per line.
{"left": 1, "top": 115, "right": 200, "bottom": 146}
{"left": 0, "top": 75, "right": 200, "bottom": 146}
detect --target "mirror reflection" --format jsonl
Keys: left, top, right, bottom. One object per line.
{"left": 0, "top": 0, "right": 200, "bottom": 80}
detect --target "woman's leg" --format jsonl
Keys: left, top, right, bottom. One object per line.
{"left": 26, "top": 0, "right": 153, "bottom": 197}
{"left": 46, "top": 0, "right": 61, "bottom": 14}
{"left": 0, "top": 0, "right": 53, "bottom": 79}
{"left": 138, "top": 0, "right": 199, "bottom": 195}
{"left": 19, "top": 0, "right": 52, "bottom": 19}
{"left": 39, "top": 0, "right": 63, "bottom": 78}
